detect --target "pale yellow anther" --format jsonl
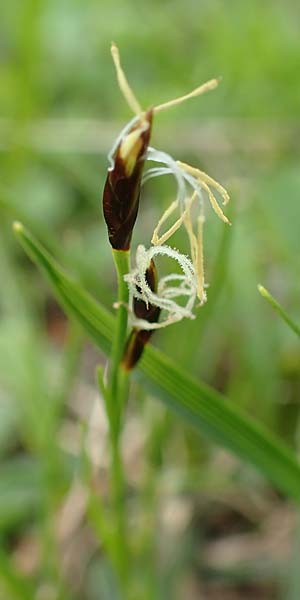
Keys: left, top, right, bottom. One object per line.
{"left": 111, "top": 42, "right": 144, "bottom": 118}
{"left": 201, "top": 179, "right": 230, "bottom": 224}
{"left": 111, "top": 43, "right": 220, "bottom": 122}
{"left": 153, "top": 78, "right": 220, "bottom": 114}
{"left": 182, "top": 193, "right": 206, "bottom": 303}
{"left": 204, "top": 174, "right": 229, "bottom": 206}
{"left": 177, "top": 161, "right": 230, "bottom": 206}
{"left": 177, "top": 161, "right": 231, "bottom": 224}
{"left": 196, "top": 214, "right": 206, "bottom": 304}
{"left": 183, "top": 196, "right": 197, "bottom": 264}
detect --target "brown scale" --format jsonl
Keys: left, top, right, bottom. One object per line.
{"left": 102, "top": 109, "right": 152, "bottom": 251}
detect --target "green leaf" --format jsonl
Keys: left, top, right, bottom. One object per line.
{"left": 258, "top": 284, "right": 300, "bottom": 338}
{"left": 14, "top": 223, "right": 300, "bottom": 500}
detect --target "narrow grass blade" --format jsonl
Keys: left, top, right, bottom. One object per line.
{"left": 258, "top": 284, "right": 300, "bottom": 338}
{"left": 13, "top": 223, "right": 300, "bottom": 500}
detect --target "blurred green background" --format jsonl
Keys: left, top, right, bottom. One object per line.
{"left": 1, "top": 1, "right": 300, "bottom": 598}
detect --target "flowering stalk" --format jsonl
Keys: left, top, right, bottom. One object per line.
{"left": 102, "top": 46, "right": 154, "bottom": 421}
{"left": 100, "top": 42, "right": 230, "bottom": 592}
{"left": 100, "top": 46, "right": 156, "bottom": 594}
{"left": 108, "top": 249, "right": 130, "bottom": 432}
{"left": 104, "top": 47, "right": 229, "bottom": 374}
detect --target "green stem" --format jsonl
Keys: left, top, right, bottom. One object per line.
{"left": 108, "top": 249, "right": 130, "bottom": 436}
{"left": 97, "top": 367, "right": 130, "bottom": 590}
{"left": 100, "top": 249, "right": 131, "bottom": 594}
{"left": 258, "top": 284, "right": 300, "bottom": 338}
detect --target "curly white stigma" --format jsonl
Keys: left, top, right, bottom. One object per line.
{"left": 124, "top": 245, "right": 197, "bottom": 330}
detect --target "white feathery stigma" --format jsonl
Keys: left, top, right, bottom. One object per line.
{"left": 124, "top": 245, "right": 197, "bottom": 330}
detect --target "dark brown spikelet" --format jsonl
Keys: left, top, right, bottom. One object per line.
{"left": 103, "top": 109, "right": 153, "bottom": 251}
{"left": 122, "top": 259, "right": 160, "bottom": 370}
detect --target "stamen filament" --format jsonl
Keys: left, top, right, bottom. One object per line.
{"left": 151, "top": 200, "right": 180, "bottom": 245}
{"left": 196, "top": 214, "right": 206, "bottom": 304}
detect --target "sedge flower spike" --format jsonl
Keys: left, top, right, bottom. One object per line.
{"left": 103, "top": 109, "right": 152, "bottom": 250}
{"left": 102, "top": 43, "right": 230, "bottom": 369}
{"left": 103, "top": 42, "right": 220, "bottom": 251}
{"left": 103, "top": 44, "right": 153, "bottom": 251}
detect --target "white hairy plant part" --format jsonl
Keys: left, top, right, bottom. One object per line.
{"left": 124, "top": 244, "right": 198, "bottom": 330}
